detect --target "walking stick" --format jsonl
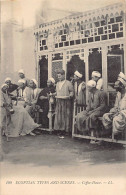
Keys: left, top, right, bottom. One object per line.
{"left": 15, "top": 88, "right": 19, "bottom": 106}
{"left": 5, "top": 90, "right": 10, "bottom": 142}
{"left": 49, "top": 101, "right": 53, "bottom": 132}
{"left": 5, "top": 110, "right": 9, "bottom": 142}
{"left": 48, "top": 94, "right": 54, "bottom": 133}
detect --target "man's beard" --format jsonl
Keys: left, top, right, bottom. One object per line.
{"left": 116, "top": 87, "right": 122, "bottom": 92}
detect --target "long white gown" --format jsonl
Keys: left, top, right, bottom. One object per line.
{"left": 0, "top": 91, "right": 39, "bottom": 137}
{"left": 102, "top": 92, "right": 126, "bottom": 134}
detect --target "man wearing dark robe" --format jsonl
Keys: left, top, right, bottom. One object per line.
{"left": 76, "top": 80, "right": 107, "bottom": 137}
{"left": 5, "top": 77, "right": 18, "bottom": 101}
{"left": 37, "top": 78, "right": 56, "bottom": 128}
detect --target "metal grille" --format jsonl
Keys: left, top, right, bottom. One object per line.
{"left": 107, "top": 55, "right": 122, "bottom": 83}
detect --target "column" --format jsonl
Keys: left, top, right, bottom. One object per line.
{"left": 124, "top": 4, "right": 126, "bottom": 74}
{"left": 101, "top": 44, "right": 108, "bottom": 92}
{"left": 34, "top": 33, "right": 39, "bottom": 84}
{"left": 48, "top": 52, "right": 52, "bottom": 78}
{"left": 84, "top": 47, "right": 89, "bottom": 105}
{"left": 34, "top": 50, "right": 38, "bottom": 80}
{"left": 63, "top": 49, "right": 66, "bottom": 78}
{"left": 124, "top": 43, "right": 126, "bottom": 74}
{"left": 37, "top": 55, "right": 40, "bottom": 87}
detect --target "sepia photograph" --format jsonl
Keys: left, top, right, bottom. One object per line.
{"left": 0, "top": 0, "right": 126, "bottom": 194}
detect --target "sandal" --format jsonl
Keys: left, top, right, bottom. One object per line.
{"left": 29, "top": 132, "right": 36, "bottom": 136}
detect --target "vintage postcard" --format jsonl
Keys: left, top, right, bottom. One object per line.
{"left": 0, "top": 0, "right": 126, "bottom": 194}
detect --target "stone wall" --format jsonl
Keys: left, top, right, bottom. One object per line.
{"left": 0, "top": 22, "right": 36, "bottom": 86}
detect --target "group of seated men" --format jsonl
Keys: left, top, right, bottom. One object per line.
{"left": 0, "top": 70, "right": 40, "bottom": 137}
{"left": 1, "top": 68, "right": 126, "bottom": 142}
{"left": 76, "top": 71, "right": 126, "bottom": 143}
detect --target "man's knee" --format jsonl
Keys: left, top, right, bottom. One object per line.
{"left": 103, "top": 113, "right": 108, "bottom": 119}
{"left": 113, "top": 115, "right": 119, "bottom": 123}
{"left": 90, "top": 113, "right": 97, "bottom": 121}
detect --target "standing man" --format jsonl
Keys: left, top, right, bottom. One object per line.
{"left": 18, "top": 69, "right": 30, "bottom": 87}
{"left": 73, "top": 70, "right": 86, "bottom": 105}
{"left": 92, "top": 71, "right": 103, "bottom": 90}
{"left": 54, "top": 69, "right": 74, "bottom": 135}
{"left": 37, "top": 78, "right": 56, "bottom": 127}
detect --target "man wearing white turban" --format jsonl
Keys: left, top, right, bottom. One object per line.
{"left": 37, "top": 78, "right": 56, "bottom": 127}
{"left": 18, "top": 69, "right": 29, "bottom": 87}
{"left": 5, "top": 77, "right": 18, "bottom": 94}
{"left": 17, "top": 79, "right": 26, "bottom": 96}
{"left": 23, "top": 79, "right": 41, "bottom": 118}
{"left": 92, "top": 71, "right": 103, "bottom": 90}
{"left": 73, "top": 71, "right": 86, "bottom": 105}
{"left": 76, "top": 80, "right": 107, "bottom": 140}
{"left": 102, "top": 72, "right": 126, "bottom": 136}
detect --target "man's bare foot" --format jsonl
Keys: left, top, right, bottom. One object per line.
{"left": 29, "top": 132, "right": 36, "bottom": 136}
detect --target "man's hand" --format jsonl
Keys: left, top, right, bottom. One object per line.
{"left": 31, "top": 100, "right": 37, "bottom": 104}
{"left": 74, "top": 98, "right": 77, "bottom": 103}
{"left": 69, "top": 95, "right": 73, "bottom": 99}
{"left": 26, "top": 102, "right": 32, "bottom": 106}
{"left": 88, "top": 110, "right": 94, "bottom": 115}
{"left": 3, "top": 103, "right": 7, "bottom": 107}
{"left": 39, "top": 96, "right": 48, "bottom": 100}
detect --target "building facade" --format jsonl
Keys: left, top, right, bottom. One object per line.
{"left": 34, "top": 3, "right": 126, "bottom": 102}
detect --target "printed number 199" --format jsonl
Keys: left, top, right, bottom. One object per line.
{"left": 108, "top": 181, "right": 113, "bottom": 184}
{"left": 6, "top": 181, "right": 12, "bottom": 184}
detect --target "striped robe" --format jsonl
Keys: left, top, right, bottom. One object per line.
{"left": 54, "top": 80, "right": 74, "bottom": 132}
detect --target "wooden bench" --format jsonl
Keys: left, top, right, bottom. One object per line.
{"left": 72, "top": 102, "right": 126, "bottom": 145}
{"left": 97, "top": 116, "right": 126, "bottom": 144}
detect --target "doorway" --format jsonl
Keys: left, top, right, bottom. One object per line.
{"left": 107, "top": 54, "right": 123, "bottom": 107}
{"left": 39, "top": 56, "right": 48, "bottom": 88}
{"left": 107, "top": 54, "right": 123, "bottom": 86}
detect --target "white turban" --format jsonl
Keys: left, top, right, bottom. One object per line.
{"left": 49, "top": 77, "right": 55, "bottom": 84}
{"left": 87, "top": 80, "right": 96, "bottom": 88}
{"left": 118, "top": 72, "right": 126, "bottom": 87}
{"left": 118, "top": 72, "right": 126, "bottom": 81}
{"left": 18, "top": 79, "right": 26, "bottom": 84}
{"left": 1, "top": 83, "right": 8, "bottom": 89}
{"left": 92, "top": 71, "right": 101, "bottom": 78}
{"left": 18, "top": 69, "right": 25, "bottom": 74}
{"left": 118, "top": 78, "right": 126, "bottom": 87}
{"left": 74, "top": 71, "right": 83, "bottom": 78}
{"left": 31, "top": 79, "right": 38, "bottom": 86}
{"left": 5, "top": 77, "right": 11, "bottom": 82}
